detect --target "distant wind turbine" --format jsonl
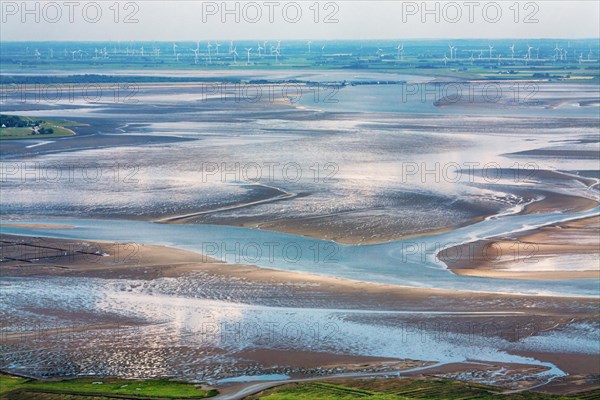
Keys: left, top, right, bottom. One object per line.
{"left": 396, "top": 43, "right": 404, "bottom": 61}
{"left": 553, "top": 44, "right": 561, "bottom": 61}
{"left": 192, "top": 43, "right": 199, "bottom": 64}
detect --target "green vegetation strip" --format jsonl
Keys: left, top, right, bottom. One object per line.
{"left": 248, "top": 380, "right": 597, "bottom": 400}
{"left": 0, "top": 375, "right": 217, "bottom": 399}
{"left": 0, "top": 374, "right": 28, "bottom": 395}
{"left": 0, "top": 114, "right": 82, "bottom": 139}
{"left": 3, "top": 374, "right": 599, "bottom": 400}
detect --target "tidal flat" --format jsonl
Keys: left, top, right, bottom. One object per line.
{"left": 1, "top": 69, "right": 599, "bottom": 395}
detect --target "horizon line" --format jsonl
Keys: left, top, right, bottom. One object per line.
{"left": 2, "top": 38, "right": 599, "bottom": 43}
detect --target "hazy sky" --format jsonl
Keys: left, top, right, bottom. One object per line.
{"left": 1, "top": 1, "right": 599, "bottom": 41}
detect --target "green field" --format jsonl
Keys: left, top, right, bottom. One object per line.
{"left": 3, "top": 374, "right": 600, "bottom": 400}
{"left": 0, "top": 375, "right": 28, "bottom": 395}
{"left": 247, "top": 379, "right": 600, "bottom": 400}
{"left": 0, "top": 375, "right": 217, "bottom": 399}
{"left": 0, "top": 125, "right": 76, "bottom": 139}
{"left": 0, "top": 115, "right": 83, "bottom": 139}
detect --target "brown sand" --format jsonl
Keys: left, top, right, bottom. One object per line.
{"left": 2, "top": 233, "right": 599, "bottom": 381}
{"left": 248, "top": 218, "right": 476, "bottom": 245}
{"left": 450, "top": 269, "right": 599, "bottom": 280}
{"left": 159, "top": 184, "right": 597, "bottom": 246}
{"left": 2, "top": 233, "right": 598, "bottom": 312}
{"left": 439, "top": 216, "right": 599, "bottom": 280}
{"left": 523, "top": 193, "right": 599, "bottom": 214}
{"left": 233, "top": 349, "right": 416, "bottom": 372}
{"left": 1, "top": 223, "right": 75, "bottom": 229}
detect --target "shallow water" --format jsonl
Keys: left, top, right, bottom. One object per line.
{"left": 299, "top": 83, "right": 600, "bottom": 117}
{"left": 1, "top": 73, "right": 598, "bottom": 383}
{"left": 4, "top": 275, "right": 590, "bottom": 380}
{"left": 1, "top": 208, "right": 598, "bottom": 297}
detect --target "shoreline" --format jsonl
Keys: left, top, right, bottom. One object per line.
{"left": 439, "top": 215, "right": 600, "bottom": 281}
{"left": 4, "top": 172, "right": 594, "bottom": 247}
{"left": 2, "top": 233, "right": 599, "bottom": 305}
{"left": 2, "top": 234, "right": 599, "bottom": 391}
{"left": 1, "top": 230, "right": 599, "bottom": 299}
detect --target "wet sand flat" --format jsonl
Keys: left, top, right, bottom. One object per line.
{"left": 1, "top": 75, "right": 598, "bottom": 394}
{"left": 1, "top": 81, "right": 598, "bottom": 246}
{"left": 2, "top": 234, "right": 599, "bottom": 385}
{"left": 439, "top": 216, "right": 600, "bottom": 280}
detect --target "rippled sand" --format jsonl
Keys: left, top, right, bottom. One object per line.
{"left": 1, "top": 235, "right": 598, "bottom": 391}
{"left": 2, "top": 82, "right": 598, "bottom": 245}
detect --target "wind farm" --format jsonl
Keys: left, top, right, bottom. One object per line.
{"left": 2, "top": 39, "right": 598, "bottom": 82}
